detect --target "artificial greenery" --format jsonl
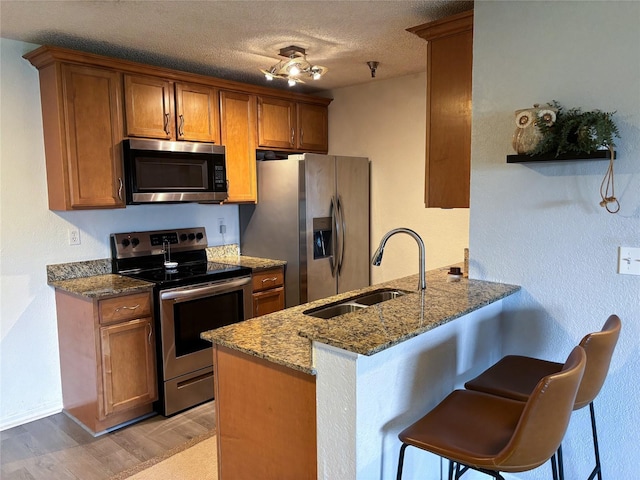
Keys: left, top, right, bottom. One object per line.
{"left": 531, "top": 100, "right": 620, "bottom": 157}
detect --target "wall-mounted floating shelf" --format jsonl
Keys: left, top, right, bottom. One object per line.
{"left": 507, "top": 150, "right": 615, "bottom": 163}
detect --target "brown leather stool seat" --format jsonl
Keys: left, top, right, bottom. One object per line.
{"left": 396, "top": 346, "right": 587, "bottom": 480}
{"left": 464, "top": 315, "right": 621, "bottom": 480}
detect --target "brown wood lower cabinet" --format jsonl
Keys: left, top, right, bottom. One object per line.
{"left": 99, "top": 318, "right": 157, "bottom": 416}
{"left": 54, "top": 289, "right": 157, "bottom": 434}
{"left": 252, "top": 266, "right": 285, "bottom": 317}
{"left": 213, "top": 345, "right": 317, "bottom": 479}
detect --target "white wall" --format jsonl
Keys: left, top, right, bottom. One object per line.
{"left": 471, "top": 2, "right": 639, "bottom": 479}
{"left": 0, "top": 38, "right": 240, "bottom": 430}
{"left": 328, "top": 74, "right": 470, "bottom": 284}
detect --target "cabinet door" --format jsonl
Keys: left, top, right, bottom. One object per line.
{"left": 297, "top": 103, "right": 328, "bottom": 153}
{"left": 257, "top": 96, "right": 296, "bottom": 149}
{"left": 252, "top": 287, "right": 285, "bottom": 318}
{"left": 175, "top": 82, "right": 221, "bottom": 143}
{"left": 61, "top": 64, "right": 125, "bottom": 209}
{"left": 124, "top": 74, "right": 174, "bottom": 139}
{"left": 409, "top": 11, "right": 473, "bottom": 208}
{"left": 220, "top": 90, "right": 257, "bottom": 203}
{"left": 100, "top": 317, "right": 157, "bottom": 417}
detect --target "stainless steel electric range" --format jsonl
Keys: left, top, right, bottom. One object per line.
{"left": 111, "top": 227, "right": 252, "bottom": 416}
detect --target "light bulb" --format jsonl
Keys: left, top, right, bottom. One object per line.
{"left": 265, "top": 73, "right": 273, "bottom": 81}
{"left": 289, "top": 65, "right": 300, "bottom": 76}
{"left": 288, "top": 78, "right": 296, "bottom": 87}
{"left": 313, "top": 72, "right": 321, "bottom": 80}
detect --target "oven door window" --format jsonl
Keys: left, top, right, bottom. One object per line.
{"left": 173, "top": 290, "right": 243, "bottom": 357}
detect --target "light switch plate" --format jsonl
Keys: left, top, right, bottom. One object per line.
{"left": 618, "top": 247, "right": 640, "bottom": 275}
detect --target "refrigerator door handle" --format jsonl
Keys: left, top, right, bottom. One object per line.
{"left": 329, "top": 196, "right": 339, "bottom": 278}
{"left": 337, "top": 196, "right": 346, "bottom": 275}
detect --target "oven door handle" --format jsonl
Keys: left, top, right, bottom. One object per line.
{"left": 159, "top": 276, "right": 251, "bottom": 303}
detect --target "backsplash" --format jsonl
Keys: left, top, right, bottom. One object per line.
{"left": 47, "top": 259, "right": 112, "bottom": 283}
{"left": 46, "top": 244, "right": 240, "bottom": 283}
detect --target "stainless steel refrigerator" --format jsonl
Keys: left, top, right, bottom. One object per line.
{"left": 240, "top": 153, "right": 370, "bottom": 307}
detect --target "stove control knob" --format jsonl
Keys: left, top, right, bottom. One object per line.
{"left": 188, "top": 233, "right": 196, "bottom": 241}
{"left": 131, "top": 237, "right": 140, "bottom": 247}
{"left": 180, "top": 234, "right": 188, "bottom": 242}
{"left": 121, "top": 238, "right": 130, "bottom": 247}
{"left": 196, "top": 232, "right": 204, "bottom": 241}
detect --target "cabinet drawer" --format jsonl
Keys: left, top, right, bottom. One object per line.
{"left": 252, "top": 268, "right": 284, "bottom": 292}
{"left": 252, "top": 287, "right": 285, "bottom": 318}
{"left": 99, "top": 292, "right": 152, "bottom": 324}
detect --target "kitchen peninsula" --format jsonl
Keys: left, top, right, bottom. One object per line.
{"left": 202, "top": 268, "right": 520, "bottom": 480}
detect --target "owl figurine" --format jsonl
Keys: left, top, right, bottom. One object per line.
{"left": 512, "top": 104, "right": 557, "bottom": 154}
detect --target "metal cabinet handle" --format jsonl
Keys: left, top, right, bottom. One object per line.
{"left": 164, "top": 112, "right": 171, "bottom": 135}
{"left": 291, "top": 128, "right": 295, "bottom": 146}
{"left": 114, "top": 304, "right": 140, "bottom": 313}
{"left": 300, "top": 128, "right": 304, "bottom": 145}
{"left": 147, "top": 324, "right": 152, "bottom": 345}
{"left": 178, "top": 114, "right": 185, "bottom": 137}
{"left": 261, "top": 277, "right": 278, "bottom": 283}
{"left": 117, "top": 177, "right": 123, "bottom": 201}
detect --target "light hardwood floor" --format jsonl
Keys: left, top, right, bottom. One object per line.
{"left": 1, "top": 401, "right": 215, "bottom": 480}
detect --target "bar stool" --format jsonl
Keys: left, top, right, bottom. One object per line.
{"left": 396, "top": 346, "right": 586, "bottom": 480}
{"left": 465, "top": 315, "right": 621, "bottom": 480}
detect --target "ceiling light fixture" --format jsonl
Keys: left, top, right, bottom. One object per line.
{"left": 260, "top": 46, "right": 328, "bottom": 86}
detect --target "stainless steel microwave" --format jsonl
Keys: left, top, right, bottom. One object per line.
{"left": 123, "top": 138, "right": 228, "bottom": 204}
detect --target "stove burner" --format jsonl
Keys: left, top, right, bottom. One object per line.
{"left": 123, "top": 260, "right": 250, "bottom": 287}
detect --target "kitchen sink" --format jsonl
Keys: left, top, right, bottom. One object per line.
{"left": 304, "top": 303, "right": 367, "bottom": 319}
{"left": 353, "top": 290, "right": 406, "bottom": 306}
{"left": 304, "top": 288, "right": 410, "bottom": 319}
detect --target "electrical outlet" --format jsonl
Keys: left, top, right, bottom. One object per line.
{"left": 69, "top": 228, "right": 81, "bottom": 245}
{"left": 617, "top": 247, "right": 640, "bottom": 275}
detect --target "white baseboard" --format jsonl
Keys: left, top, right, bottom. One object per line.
{"left": 0, "top": 402, "right": 62, "bottom": 431}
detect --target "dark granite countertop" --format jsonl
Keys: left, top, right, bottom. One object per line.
{"left": 47, "top": 248, "right": 286, "bottom": 299}
{"left": 201, "top": 268, "right": 521, "bottom": 375}
{"left": 213, "top": 254, "right": 287, "bottom": 271}
{"left": 49, "top": 274, "right": 154, "bottom": 298}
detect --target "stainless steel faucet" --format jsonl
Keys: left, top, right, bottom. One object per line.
{"left": 371, "top": 228, "right": 426, "bottom": 290}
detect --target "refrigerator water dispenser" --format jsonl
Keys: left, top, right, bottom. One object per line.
{"left": 313, "top": 217, "right": 333, "bottom": 259}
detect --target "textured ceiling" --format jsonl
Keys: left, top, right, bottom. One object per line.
{"left": 0, "top": 0, "right": 473, "bottom": 94}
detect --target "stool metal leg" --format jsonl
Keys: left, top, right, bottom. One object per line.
{"left": 448, "top": 460, "right": 455, "bottom": 480}
{"left": 557, "top": 444, "right": 564, "bottom": 480}
{"left": 396, "top": 443, "right": 408, "bottom": 480}
{"left": 587, "top": 402, "right": 603, "bottom": 480}
{"left": 551, "top": 453, "right": 559, "bottom": 480}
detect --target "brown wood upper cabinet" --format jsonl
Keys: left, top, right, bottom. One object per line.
{"left": 220, "top": 90, "right": 258, "bottom": 203}
{"left": 22, "top": 54, "right": 125, "bottom": 210}
{"left": 124, "top": 74, "right": 220, "bottom": 143}
{"left": 258, "top": 96, "right": 328, "bottom": 153}
{"left": 25, "top": 45, "right": 331, "bottom": 209}
{"left": 175, "top": 82, "right": 220, "bottom": 143}
{"left": 408, "top": 10, "right": 473, "bottom": 208}
{"left": 297, "top": 102, "right": 329, "bottom": 152}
